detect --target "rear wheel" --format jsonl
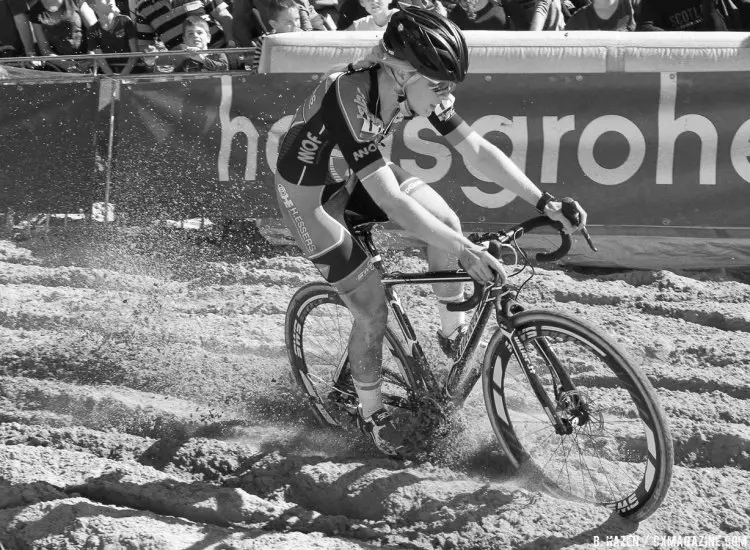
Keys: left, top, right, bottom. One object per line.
{"left": 285, "top": 282, "right": 414, "bottom": 427}
{"left": 482, "top": 310, "right": 673, "bottom": 522}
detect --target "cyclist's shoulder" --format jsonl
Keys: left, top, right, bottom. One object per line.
{"left": 326, "top": 69, "right": 376, "bottom": 112}
{"left": 324, "top": 68, "right": 381, "bottom": 141}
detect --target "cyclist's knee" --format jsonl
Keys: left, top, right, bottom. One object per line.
{"left": 341, "top": 277, "right": 388, "bottom": 325}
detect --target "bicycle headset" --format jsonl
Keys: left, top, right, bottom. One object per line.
{"left": 382, "top": 5, "right": 469, "bottom": 83}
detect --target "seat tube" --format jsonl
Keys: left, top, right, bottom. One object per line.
{"left": 384, "top": 284, "right": 439, "bottom": 395}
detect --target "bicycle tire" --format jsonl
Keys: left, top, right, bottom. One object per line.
{"left": 285, "top": 282, "right": 414, "bottom": 427}
{"left": 482, "top": 309, "right": 674, "bottom": 522}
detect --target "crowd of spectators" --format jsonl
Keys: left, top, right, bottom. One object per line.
{"left": 2, "top": 0, "right": 750, "bottom": 74}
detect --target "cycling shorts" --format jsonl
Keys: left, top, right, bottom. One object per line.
{"left": 275, "top": 164, "right": 426, "bottom": 295}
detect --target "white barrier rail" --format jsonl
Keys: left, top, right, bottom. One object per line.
{"left": 260, "top": 30, "right": 750, "bottom": 74}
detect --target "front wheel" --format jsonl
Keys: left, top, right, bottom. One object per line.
{"left": 285, "top": 282, "right": 414, "bottom": 427}
{"left": 482, "top": 310, "right": 673, "bottom": 522}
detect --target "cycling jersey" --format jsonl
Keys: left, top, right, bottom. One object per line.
{"left": 275, "top": 65, "right": 466, "bottom": 294}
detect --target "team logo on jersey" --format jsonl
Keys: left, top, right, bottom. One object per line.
{"left": 296, "top": 131, "right": 323, "bottom": 165}
{"left": 433, "top": 95, "right": 456, "bottom": 122}
{"left": 353, "top": 142, "right": 378, "bottom": 162}
{"left": 277, "top": 183, "right": 316, "bottom": 253}
{"left": 277, "top": 183, "right": 294, "bottom": 208}
{"left": 354, "top": 87, "right": 384, "bottom": 137}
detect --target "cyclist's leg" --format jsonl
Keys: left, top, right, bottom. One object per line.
{"left": 389, "top": 164, "right": 466, "bottom": 337}
{"left": 338, "top": 273, "right": 388, "bottom": 417}
{"left": 275, "top": 175, "right": 390, "bottom": 418}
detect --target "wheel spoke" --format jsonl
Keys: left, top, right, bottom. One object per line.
{"left": 287, "top": 286, "right": 414, "bottom": 430}
{"left": 485, "top": 314, "right": 673, "bottom": 521}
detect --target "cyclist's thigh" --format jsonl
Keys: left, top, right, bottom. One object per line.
{"left": 275, "top": 174, "right": 379, "bottom": 296}
{"left": 389, "top": 163, "right": 460, "bottom": 229}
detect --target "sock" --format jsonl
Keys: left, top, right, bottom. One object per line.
{"left": 353, "top": 377, "right": 383, "bottom": 417}
{"left": 437, "top": 292, "right": 466, "bottom": 337}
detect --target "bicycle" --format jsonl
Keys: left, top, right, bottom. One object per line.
{"left": 284, "top": 210, "right": 674, "bottom": 522}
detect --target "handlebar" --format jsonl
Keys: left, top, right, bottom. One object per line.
{"left": 447, "top": 217, "right": 584, "bottom": 312}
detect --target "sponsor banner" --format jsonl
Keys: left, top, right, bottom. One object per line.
{"left": 111, "top": 71, "right": 749, "bottom": 231}
{"left": 0, "top": 81, "right": 99, "bottom": 213}
{"left": 2, "top": 71, "right": 748, "bottom": 266}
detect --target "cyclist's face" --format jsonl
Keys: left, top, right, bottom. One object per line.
{"left": 404, "top": 74, "right": 456, "bottom": 117}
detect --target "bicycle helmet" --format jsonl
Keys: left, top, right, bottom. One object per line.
{"left": 383, "top": 5, "right": 469, "bottom": 83}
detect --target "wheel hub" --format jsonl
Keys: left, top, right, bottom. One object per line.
{"left": 556, "top": 389, "right": 591, "bottom": 434}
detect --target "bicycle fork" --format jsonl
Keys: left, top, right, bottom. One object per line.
{"left": 498, "top": 292, "right": 588, "bottom": 435}
{"left": 506, "top": 329, "right": 589, "bottom": 435}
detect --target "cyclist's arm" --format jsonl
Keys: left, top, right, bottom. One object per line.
{"left": 429, "top": 104, "right": 584, "bottom": 231}
{"left": 360, "top": 166, "right": 471, "bottom": 257}
{"left": 359, "top": 166, "right": 499, "bottom": 283}
{"left": 442, "top": 117, "right": 545, "bottom": 209}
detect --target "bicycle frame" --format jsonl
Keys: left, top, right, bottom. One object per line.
{"left": 350, "top": 215, "right": 583, "bottom": 431}
{"left": 355, "top": 225, "right": 512, "bottom": 407}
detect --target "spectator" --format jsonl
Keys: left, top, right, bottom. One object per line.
{"left": 345, "top": 0, "right": 398, "bottom": 29}
{"left": 314, "top": 0, "right": 339, "bottom": 26}
{"left": 240, "top": 0, "right": 329, "bottom": 37}
{"left": 565, "top": 0, "right": 636, "bottom": 29}
{"left": 337, "top": 0, "right": 386, "bottom": 29}
{"left": 503, "top": 0, "right": 566, "bottom": 29}
{"left": 267, "top": 0, "right": 303, "bottom": 31}
{"left": 144, "top": 15, "right": 229, "bottom": 71}
{"left": 136, "top": 0, "right": 236, "bottom": 54}
{"left": 1, "top": 0, "right": 25, "bottom": 57}
{"left": 2, "top": 0, "right": 39, "bottom": 60}
{"left": 337, "top": 0, "right": 367, "bottom": 29}
{"left": 636, "top": 0, "right": 741, "bottom": 31}
{"left": 448, "top": 0, "right": 512, "bottom": 29}
{"left": 242, "top": 0, "right": 300, "bottom": 72}
{"left": 294, "top": 0, "right": 333, "bottom": 29}
{"left": 29, "top": 0, "right": 98, "bottom": 71}
{"left": 232, "top": 0, "right": 266, "bottom": 46}
{"left": 86, "top": 0, "right": 138, "bottom": 73}
{"left": 337, "top": 0, "right": 438, "bottom": 29}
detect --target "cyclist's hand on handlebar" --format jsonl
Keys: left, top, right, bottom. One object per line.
{"left": 459, "top": 242, "right": 507, "bottom": 285}
{"left": 544, "top": 197, "right": 588, "bottom": 234}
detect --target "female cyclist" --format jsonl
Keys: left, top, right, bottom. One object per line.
{"left": 275, "top": 5, "right": 587, "bottom": 457}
